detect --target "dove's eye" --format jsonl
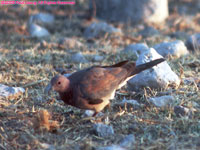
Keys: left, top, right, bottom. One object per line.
{"left": 57, "top": 81, "right": 61, "bottom": 85}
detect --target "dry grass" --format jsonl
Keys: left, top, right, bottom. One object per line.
{"left": 0, "top": 1, "right": 200, "bottom": 150}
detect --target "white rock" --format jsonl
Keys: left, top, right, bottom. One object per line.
{"left": 153, "top": 40, "right": 189, "bottom": 58}
{"left": 71, "top": 52, "right": 88, "bottom": 63}
{"left": 27, "top": 13, "right": 54, "bottom": 38}
{"left": 128, "top": 48, "right": 181, "bottom": 91}
{"left": 97, "top": 145, "right": 126, "bottom": 150}
{"left": 93, "top": 123, "right": 114, "bottom": 138}
{"left": 0, "top": 84, "right": 25, "bottom": 99}
{"left": 84, "top": 22, "right": 122, "bottom": 39}
{"left": 91, "top": 0, "right": 168, "bottom": 23}
{"left": 148, "top": 95, "right": 174, "bottom": 107}
{"left": 28, "top": 23, "right": 50, "bottom": 38}
{"left": 186, "top": 33, "right": 200, "bottom": 51}
{"left": 84, "top": 110, "right": 95, "bottom": 117}
{"left": 123, "top": 43, "right": 149, "bottom": 57}
{"left": 84, "top": 110, "right": 104, "bottom": 117}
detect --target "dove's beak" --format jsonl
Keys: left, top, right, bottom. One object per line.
{"left": 44, "top": 83, "right": 52, "bottom": 94}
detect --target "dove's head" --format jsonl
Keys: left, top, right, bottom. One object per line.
{"left": 45, "top": 75, "right": 70, "bottom": 94}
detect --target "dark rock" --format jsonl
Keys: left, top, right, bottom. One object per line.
{"left": 149, "top": 95, "right": 175, "bottom": 107}
{"left": 93, "top": 55, "right": 104, "bottom": 62}
{"left": 58, "top": 37, "right": 83, "bottom": 49}
{"left": 170, "top": 31, "right": 188, "bottom": 40}
{"left": 174, "top": 106, "right": 193, "bottom": 117}
{"left": 84, "top": 22, "right": 122, "bottom": 39}
{"left": 123, "top": 43, "right": 149, "bottom": 56}
{"left": 139, "top": 26, "right": 160, "bottom": 38}
{"left": 115, "top": 98, "right": 140, "bottom": 109}
{"left": 90, "top": 0, "right": 168, "bottom": 24}
{"left": 71, "top": 52, "right": 88, "bottom": 63}
{"left": 93, "top": 123, "right": 114, "bottom": 138}
{"left": 119, "top": 134, "right": 135, "bottom": 148}
{"left": 30, "top": 13, "right": 55, "bottom": 25}
{"left": 186, "top": 33, "right": 200, "bottom": 51}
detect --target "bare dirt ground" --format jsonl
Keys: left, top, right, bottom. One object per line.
{"left": 0, "top": 0, "right": 200, "bottom": 149}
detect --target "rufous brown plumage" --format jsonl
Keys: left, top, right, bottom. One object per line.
{"left": 45, "top": 58, "right": 165, "bottom": 116}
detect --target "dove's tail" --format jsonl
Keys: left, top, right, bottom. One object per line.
{"left": 132, "top": 58, "right": 165, "bottom": 75}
